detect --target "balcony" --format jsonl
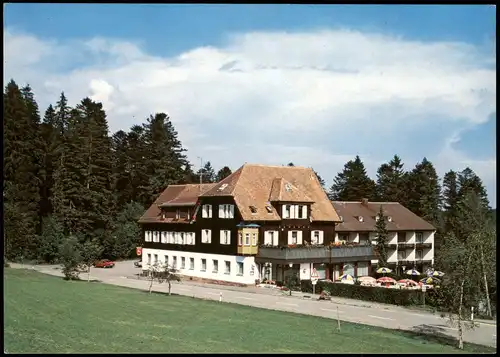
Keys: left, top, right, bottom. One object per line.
{"left": 397, "top": 242, "right": 415, "bottom": 249}
{"left": 387, "top": 243, "right": 398, "bottom": 249}
{"left": 415, "top": 242, "right": 432, "bottom": 249}
{"left": 256, "top": 245, "right": 375, "bottom": 264}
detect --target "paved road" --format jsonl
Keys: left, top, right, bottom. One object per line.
{"left": 11, "top": 261, "right": 497, "bottom": 349}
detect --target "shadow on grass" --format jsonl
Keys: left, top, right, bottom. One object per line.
{"left": 140, "top": 290, "right": 181, "bottom": 297}
{"left": 61, "top": 277, "right": 103, "bottom": 283}
{"left": 398, "top": 324, "right": 495, "bottom": 353}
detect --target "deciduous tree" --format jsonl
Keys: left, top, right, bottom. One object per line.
{"left": 216, "top": 166, "right": 232, "bottom": 182}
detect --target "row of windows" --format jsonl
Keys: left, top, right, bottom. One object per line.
{"left": 144, "top": 231, "right": 196, "bottom": 245}
{"left": 145, "top": 230, "right": 326, "bottom": 246}
{"left": 147, "top": 254, "right": 244, "bottom": 275}
{"left": 145, "top": 230, "right": 232, "bottom": 245}
{"left": 201, "top": 204, "right": 235, "bottom": 219}
{"left": 398, "top": 250, "right": 425, "bottom": 260}
{"left": 282, "top": 204, "right": 308, "bottom": 219}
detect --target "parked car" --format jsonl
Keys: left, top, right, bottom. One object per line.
{"left": 134, "top": 260, "right": 142, "bottom": 268}
{"left": 94, "top": 259, "right": 115, "bottom": 268}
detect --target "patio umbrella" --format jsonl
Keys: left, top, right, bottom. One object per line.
{"left": 337, "top": 274, "right": 354, "bottom": 281}
{"left": 431, "top": 271, "right": 445, "bottom": 278}
{"left": 358, "top": 276, "right": 376, "bottom": 284}
{"left": 377, "top": 277, "right": 396, "bottom": 284}
{"left": 398, "top": 279, "right": 418, "bottom": 286}
{"left": 405, "top": 269, "right": 421, "bottom": 276}
{"left": 376, "top": 267, "right": 392, "bottom": 274}
{"left": 420, "top": 277, "right": 440, "bottom": 285}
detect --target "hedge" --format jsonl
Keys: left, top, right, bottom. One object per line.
{"left": 300, "top": 280, "right": 427, "bottom": 306}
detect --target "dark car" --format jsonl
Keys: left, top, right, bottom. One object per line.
{"left": 94, "top": 259, "right": 115, "bottom": 268}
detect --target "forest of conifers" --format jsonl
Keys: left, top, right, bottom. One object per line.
{"left": 3, "top": 79, "right": 493, "bottom": 264}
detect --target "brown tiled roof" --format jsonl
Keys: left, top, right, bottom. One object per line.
{"left": 268, "top": 178, "right": 314, "bottom": 203}
{"left": 332, "top": 201, "right": 436, "bottom": 232}
{"left": 139, "top": 183, "right": 216, "bottom": 223}
{"left": 201, "top": 164, "right": 340, "bottom": 222}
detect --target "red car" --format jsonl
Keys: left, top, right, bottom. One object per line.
{"left": 94, "top": 259, "right": 115, "bottom": 268}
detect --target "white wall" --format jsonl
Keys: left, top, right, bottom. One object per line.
{"left": 142, "top": 248, "right": 259, "bottom": 285}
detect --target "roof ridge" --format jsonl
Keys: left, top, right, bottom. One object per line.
{"left": 243, "top": 163, "right": 311, "bottom": 170}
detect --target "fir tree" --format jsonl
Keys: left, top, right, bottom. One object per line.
{"left": 442, "top": 170, "right": 459, "bottom": 234}
{"left": 374, "top": 206, "right": 389, "bottom": 267}
{"left": 313, "top": 169, "right": 326, "bottom": 189}
{"left": 375, "top": 155, "right": 407, "bottom": 204}
{"left": 405, "top": 158, "right": 441, "bottom": 226}
{"left": 457, "top": 167, "right": 490, "bottom": 209}
{"left": 329, "top": 155, "right": 376, "bottom": 201}
{"left": 216, "top": 166, "right": 232, "bottom": 182}
{"left": 140, "top": 113, "right": 188, "bottom": 204}
{"left": 3, "top": 80, "right": 41, "bottom": 259}
{"left": 196, "top": 161, "right": 216, "bottom": 183}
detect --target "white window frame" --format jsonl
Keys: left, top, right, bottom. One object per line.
{"left": 245, "top": 233, "right": 250, "bottom": 246}
{"left": 416, "top": 232, "right": 424, "bottom": 243}
{"left": 224, "top": 261, "right": 231, "bottom": 274}
{"left": 202, "top": 204, "right": 213, "bottom": 218}
{"left": 161, "top": 231, "right": 167, "bottom": 244}
{"left": 220, "top": 230, "right": 231, "bottom": 245}
{"left": 172, "top": 256, "right": 177, "bottom": 268}
{"left": 164, "top": 255, "right": 169, "bottom": 267}
{"left": 201, "top": 259, "right": 207, "bottom": 272}
{"left": 153, "top": 231, "right": 159, "bottom": 243}
{"left": 291, "top": 231, "right": 298, "bottom": 244}
{"left": 311, "top": 230, "right": 324, "bottom": 245}
{"left": 154, "top": 254, "right": 158, "bottom": 264}
{"left": 265, "top": 231, "right": 279, "bottom": 246}
{"left": 189, "top": 257, "right": 194, "bottom": 270}
{"left": 300, "top": 205, "right": 307, "bottom": 219}
{"left": 147, "top": 253, "right": 151, "bottom": 265}
{"left": 181, "top": 257, "right": 186, "bottom": 269}
{"left": 219, "top": 204, "right": 235, "bottom": 219}
{"left": 252, "top": 233, "right": 257, "bottom": 246}
{"left": 145, "top": 231, "right": 152, "bottom": 242}
{"left": 201, "top": 229, "right": 212, "bottom": 244}
{"left": 237, "top": 262, "right": 244, "bottom": 276}
{"left": 238, "top": 232, "right": 243, "bottom": 245}
{"left": 180, "top": 232, "right": 185, "bottom": 245}
{"left": 212, "top": 259, "right": 218, "bottom": 273}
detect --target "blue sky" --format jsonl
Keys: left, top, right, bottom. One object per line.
{"left": 4, "top": 4, "right": 496, "bottom": 206}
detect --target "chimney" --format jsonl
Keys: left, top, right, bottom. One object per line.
{"left": 361, "top": 198, "right": 369, "bottom": 205}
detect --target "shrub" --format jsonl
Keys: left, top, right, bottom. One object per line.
{"left": 300, "top": 280, "right": 423, "bottom": 306}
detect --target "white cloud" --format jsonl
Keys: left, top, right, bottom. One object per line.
{"left": 3, "top": 28, "right": 496, "bottom": 206}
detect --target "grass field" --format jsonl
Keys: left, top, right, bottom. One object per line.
{"left": 4, "top": 269, "right": 495, "bottom": 353}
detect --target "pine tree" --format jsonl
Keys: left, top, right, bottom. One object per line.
{"left": 313, "top": 169, "right": 326, "bottom": 188}
{"left": 329, "top": 155, "right": 376, "bottom": 201}
{"left": 140, "top": 113, "right": 189, "bottom": 204}
{"left": 180, "top": 162, "right": 198, "bottom": 184}
{"left": 287, "top": 162, "right": 295, "bottom": 167}
{"left": 111, "top": 130, "right": 132, "bottom": 208}
{"left": 39, "top": 105, "right": 57, "bottom": 218}
{"left": 457, "top": 167, "right": 490, "bottom": 209}
{"left": 3, "top": 80, "right": 41, "bottom": 260}
{"left": 196, "top": 161, "right": 216, "bottom": 183}
{"left": 375, "top": 206, "right": 389, "bottom": 267}
{"left": 216, "top": 166, "right": 232, "bottom": 182}
{"left": 126, "top": 125, "right": 149, "bottom": 205}
{"left": 442, "top": 170, "right": 459, "bottom": 234}
{"left": 405, "top": 158, "right": 441, "bottom": 226}
{"left": 375, "top": 155, "right": 407, "bottom": 204}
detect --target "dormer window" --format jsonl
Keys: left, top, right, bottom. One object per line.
{"left": 285, "top": 183, "right": 292, "bottom": 192}
{"left": 265, "top": 205, "right": 273, "bottom": 213}
{"left": 388, "top": 216, "right": 393, "bottom": 222}
{"left": 249, "top": 205, "right": 257, "bottom": 214}
{"left": 339, "top": 216, "right": 343, "bottom": 222}
{"left": 176, "top": 209, "right": 180, "bottom": 219}
{"left": 161, "top": 213, "right": 166, "bottom": 220}
{"left": 358, "top": 216, "right": 364, "bottom": 222}
{"left": 375, "top": 216, "right": 379, "bottom": 221}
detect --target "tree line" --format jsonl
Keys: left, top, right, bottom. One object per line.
{"left": 4, "top": 80, "right": 232, "bottom": 264}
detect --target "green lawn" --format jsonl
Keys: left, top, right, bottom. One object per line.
{"left": 4, "top": 269, "right": 495, "bottom": 354}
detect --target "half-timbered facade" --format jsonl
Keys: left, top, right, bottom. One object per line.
{"left": 139, "top": 164, "right": 377, "bottom": 285}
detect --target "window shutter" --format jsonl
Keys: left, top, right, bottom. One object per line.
{"left": 303, "top": 205, "right": 308, "bottom": 219}
{"left": 219, "top": 205, "right": 223, "bottom": 218}
{"left": 287, "top": 231, "right": 293, "bottom": 245}
{"left": 273, "top": 231, "right": 279, "bottom": 246}
{"left": 282, "top": 205, "right": 287, "bottom": 218}
{"left": 298, "top": 231, "right": 303, "bottom": 245}
{"left": 208, "top": 229, "right": 212, "bottom": 243}
{"left": 230, "top": 205, "right": 234, "bottom": 218}
{"left": 319, "top": 231, "right": 324, "bottom": 244}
